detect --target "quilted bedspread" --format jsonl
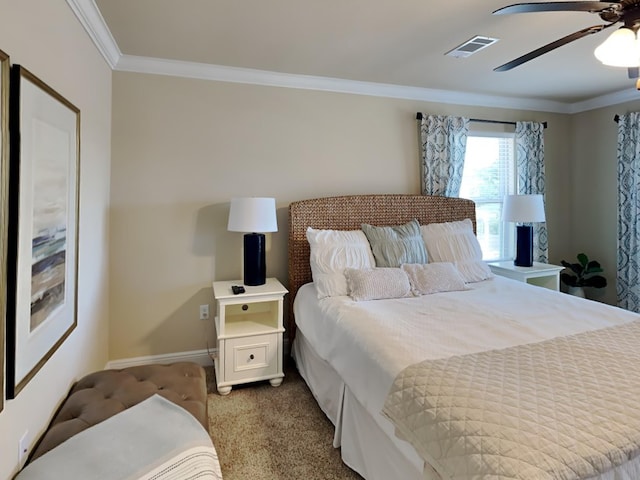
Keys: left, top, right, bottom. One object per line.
{"left": 383, "top": 319, "right": 640, "bottom": 480}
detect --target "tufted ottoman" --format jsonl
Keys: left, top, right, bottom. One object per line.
{"left": 29, "top": 362, "right": 208, "bottom": 462}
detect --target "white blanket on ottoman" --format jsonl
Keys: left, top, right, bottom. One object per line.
{"left": 17, "top": 394, "right": 222, "bottom": 480}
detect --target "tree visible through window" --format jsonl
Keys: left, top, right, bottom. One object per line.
{"left": 459, "top": 134, "right": 516, "bottom": 261}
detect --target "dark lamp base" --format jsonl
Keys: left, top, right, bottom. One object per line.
{"left": 514, "top": 225, "right": 533, "bottom": 267}
{"left": 243, "top": 233, "right": 266, "bottom": 286}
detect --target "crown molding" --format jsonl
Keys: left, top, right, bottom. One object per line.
{"left": 69, "top": 0, "right": 631, "bottom": 115}
{"left": 66, "top": 0, "right": 121, "bottom": 69}
{"left": 115, "top": 55, "right": 572, "bottom": 113}
{"left": 567, "top": 87, "right": 640, "bottom": 113}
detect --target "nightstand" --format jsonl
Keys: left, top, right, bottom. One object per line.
{"left": 212, "top": 278, "right": 288, "bottom": 395}
{"left": 488, "top": 261, "right": 564, "bottom": 291}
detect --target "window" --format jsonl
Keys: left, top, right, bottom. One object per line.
{"left": 459, "top": 133, "right": 516, "bottom": 261}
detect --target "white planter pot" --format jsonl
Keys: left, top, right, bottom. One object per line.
{"left": 568, "top": 286, "right": 585, "bottom": 298}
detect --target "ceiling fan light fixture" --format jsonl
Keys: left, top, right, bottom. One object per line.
{"left": 594, "top": 27, "right": 640, "bottom": 67}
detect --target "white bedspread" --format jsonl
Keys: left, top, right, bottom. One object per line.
{"left": 296, "top": 277, "right": 639, "bottom": 417}
{"left": 294, "top": 276, "right": 640, "bottom": 476}
{"left": 384, "top": 319, "right": 640, "bottom": 479}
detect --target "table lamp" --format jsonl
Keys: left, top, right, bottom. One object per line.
{"left": 502, "top": 194, "right": 546, "bottom": 267}
{"left": 228, "top": 197, "right": 278, "bottom": 286}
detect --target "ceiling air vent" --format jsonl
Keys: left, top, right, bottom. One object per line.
{"left": 445, "top": 36, "right": 499, "bottom": 58}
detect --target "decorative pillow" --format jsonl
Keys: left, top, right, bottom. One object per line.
{"left": 401, "top": 262, "right": 469, "bottom": 296}
{"left": 306, "top": 227, "right": 376, "bottom": 298}
{"left": 361, "top": 219, "right": 428, "bottom": 268}
{"left": 345, "top": 268, "right": 412, "bottom": 302}
{"left": 420, "top": 219, "right": 494, "bottom": 283}
{"left": 452, "top": 260, "right": 494, "bottom": 283}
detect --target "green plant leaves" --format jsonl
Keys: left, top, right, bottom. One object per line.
{"left": 560, "top": 253, "right": 607, "bottom": 289}
{"left": 577, "top": 253, "right": 588, "bottom": 268}
{"left": 560, "top": 271, "right": 579, "bottom": 287}
{"left": 585, "top": 260, "right": 604, "bottom": 275}
{"left": 583, "top": 274, "right": 607, "bottom": 288}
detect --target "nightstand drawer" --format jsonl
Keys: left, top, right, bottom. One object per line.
{"left": 224, "top": 334, "right": 278, "bottom": 382}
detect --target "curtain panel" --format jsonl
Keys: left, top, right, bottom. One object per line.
{"left": 516, "top": 121, "right": 549, "bottom": 263}
{"left": 419, "top": 115, "right": 469, "bottom": 197}
{"left": 616, "top": 112, "right": 640, "bottom": 312}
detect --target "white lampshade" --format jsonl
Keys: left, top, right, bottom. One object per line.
{"left": 228, "top": 197, "right": 278, "bottom": 233}
{"left": 594, "top": 27, "right": 640, "bottom": 67}
{"left": 502, "top": 194, "right": 546, "bottom": 223}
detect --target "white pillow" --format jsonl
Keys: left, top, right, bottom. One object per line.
{"left": 401, "top": 262, "right": 469, "bottom": 296}
{"left": 452, "top": 259, "right": 494, "bottom": 283}
{"left": 306, "top": 227, "right": 376, "bottom": 298}
{"left": 345, "top": 268, "right": 412, "bottom": 302}
{"left": 420, "top": 219, "right": 494, "bottom": 283}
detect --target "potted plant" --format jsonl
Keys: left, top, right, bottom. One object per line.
{"left": 560, "top": 253, "right": 607, "bottom": 297}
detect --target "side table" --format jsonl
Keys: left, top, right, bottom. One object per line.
{"left": 212, "top": 278, "right": 288, "bottom": 395}
{"left": 488, "top": 261, "right": 563, "bottom": 291}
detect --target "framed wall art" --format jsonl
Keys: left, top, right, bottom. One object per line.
{"left": 6, "top": 65, "right": 80, "bottom": 398}
{"left": 0, "top": 49, "right": 10, "bottom": 411}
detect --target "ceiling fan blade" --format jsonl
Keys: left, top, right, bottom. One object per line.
{"left": 493, "top": 2, "right": 620, "bottom": 15}
{"left": 494, "top": 24, "right": 612, "bottom": 72}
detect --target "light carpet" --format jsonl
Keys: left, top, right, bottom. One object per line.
{"left": 206, "top": 361, "right": 363, "bottom": 480}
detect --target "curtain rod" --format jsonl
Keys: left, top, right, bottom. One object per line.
{"left": 415, "top": 112, "right": 547, "bottom": 129}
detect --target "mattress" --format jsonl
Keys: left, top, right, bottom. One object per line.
{"left": 294, "top": 276, "right": 640, "bottom": 479}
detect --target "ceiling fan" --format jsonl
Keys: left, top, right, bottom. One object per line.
{"left": 493, "top": 0, "right": 640, "bottom": 77}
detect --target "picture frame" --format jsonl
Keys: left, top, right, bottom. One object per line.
{"left": 0, "top": 49, "right": 10, "bottom": 412}
{"left": 6, "top": 65, "right": 80, "bottom": 398}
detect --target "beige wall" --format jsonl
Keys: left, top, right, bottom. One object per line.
{"left": 0, "top": 1, "right": 112, "bottom": 478}
{"left": 109, "top": 71, "right": 573, "bottom": 360}
{"left": 570, "top": 99, "right": 640, "bottom": 305}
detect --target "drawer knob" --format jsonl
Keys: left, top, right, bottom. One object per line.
{"left": 242, "top": 304, "right": 249, "bottom": 311}
{"left": 249, "top": 354, "right": 255, "bottom": 360}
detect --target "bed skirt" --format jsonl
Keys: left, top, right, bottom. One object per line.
{"left": 293, "top": 329, "right": 430, "bottom": 480}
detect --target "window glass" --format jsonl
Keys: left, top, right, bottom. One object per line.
{"left": 459, "top": 134, "right": 516, "bottom": 261}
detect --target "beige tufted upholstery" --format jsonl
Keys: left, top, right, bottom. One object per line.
{"left": 29, "top": 362, "right": 208, "bottom": 462}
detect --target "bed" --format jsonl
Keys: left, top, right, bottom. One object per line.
{"left": 288, "top": 194, "right": 640, "bottom": 480}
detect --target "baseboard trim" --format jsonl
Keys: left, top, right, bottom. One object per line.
{"left": 105, "top": 338, "right": 290, "bottom": 370}
{"left": 105, "top": 349, "right": 216, "bottom": 370}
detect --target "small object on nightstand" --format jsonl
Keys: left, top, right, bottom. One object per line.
{"left": 231, "top": 285, "right": 245, "bottom": 295}
{"left": 212, "top": 278, "right": 288, "bottom": 395}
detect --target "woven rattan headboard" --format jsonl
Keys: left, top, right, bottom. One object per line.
{"left": 287, "top": 194, "right": 476, "bottom": 341}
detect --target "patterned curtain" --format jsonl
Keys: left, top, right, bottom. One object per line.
{"left": 419, "top": 115, "right": 469, "bottom": 197}
{"left": 616, "top": 112, "right": 640, "bottom": 312}
{"left": 515, "top": 121, "right": 548, "bottom": 263}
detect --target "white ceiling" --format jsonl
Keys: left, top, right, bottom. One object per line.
{"left": 71, "top": 0, "right": 640, "bottom": 113}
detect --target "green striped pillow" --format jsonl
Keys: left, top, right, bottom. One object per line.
{"left": 361, "top": 219, "right": 428, "bottom": 268}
